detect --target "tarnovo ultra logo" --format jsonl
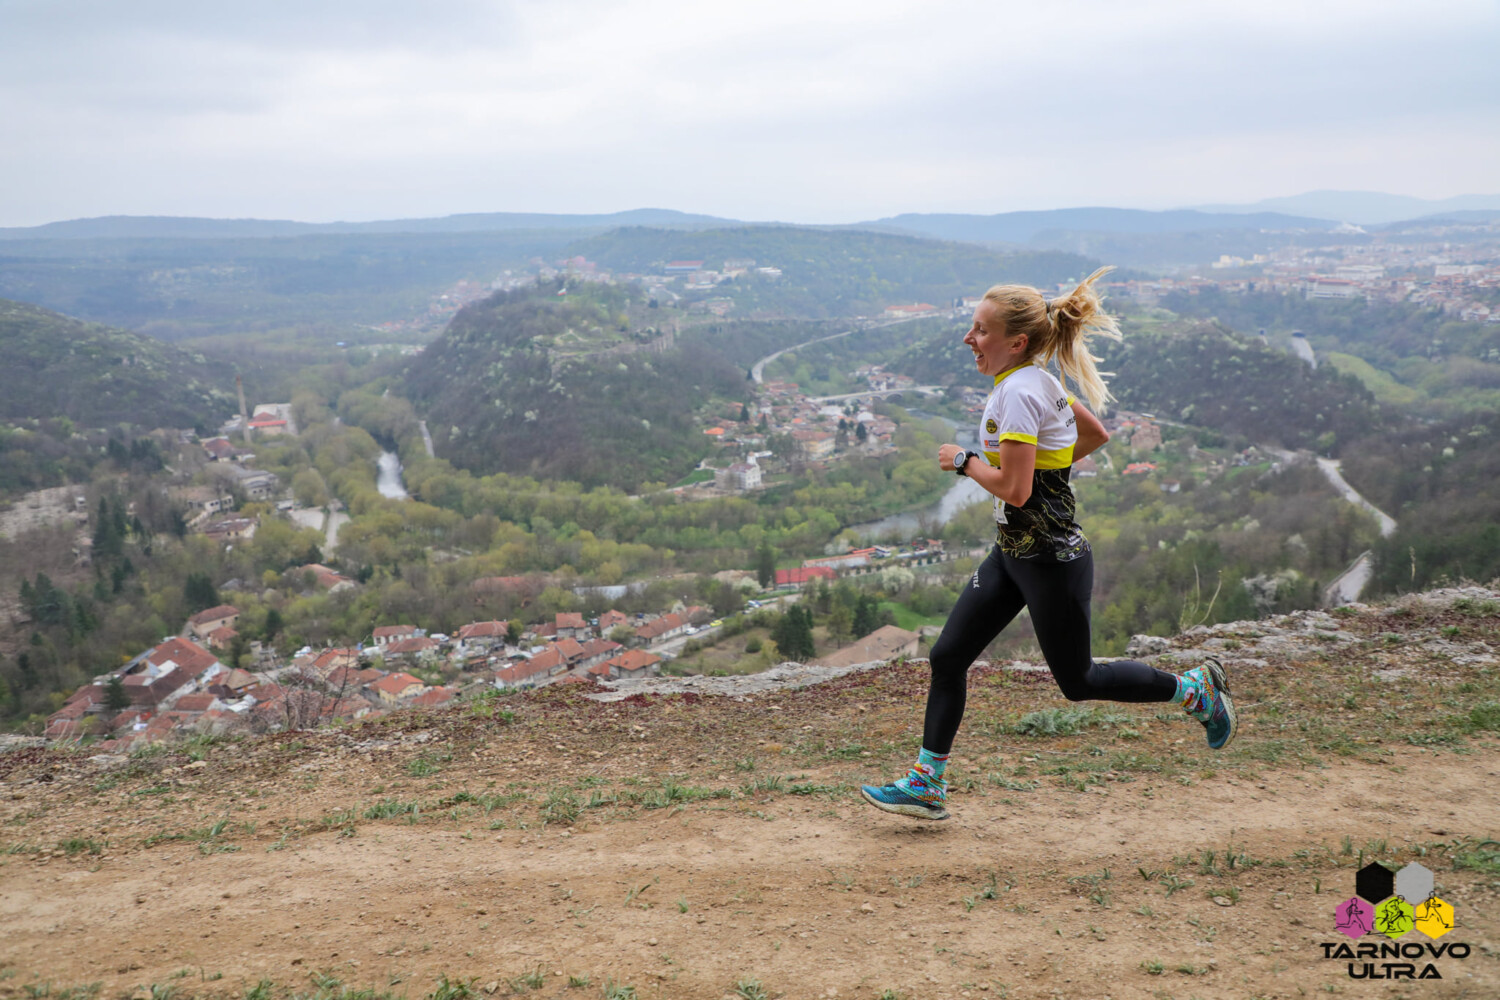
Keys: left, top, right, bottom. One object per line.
{"left": 1317, "top": 861, "right": 1469, "bottom": 980}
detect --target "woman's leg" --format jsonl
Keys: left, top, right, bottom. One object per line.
{"left": 862, "top": 546, "right": 1026, "bottom": 819}
{"left": 1003, "top": 551, "right": 1178, "bottom": 703}
{"left": 922, "top": 547, "right": 1028, "bottom": 752}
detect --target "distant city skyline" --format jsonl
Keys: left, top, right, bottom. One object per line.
{"left": 2, "top": 1, "right": 1497, "bottom": 228}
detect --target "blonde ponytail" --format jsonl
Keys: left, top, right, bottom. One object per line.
{"left": 981, "top": 265, "right": 1120, "bottom": 412}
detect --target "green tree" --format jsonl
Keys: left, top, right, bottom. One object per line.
{"left": 103, "top": 675, "right": 131, "bottom": 714}
{"left": 184, "top": 573, "right": 219, "bottom": 613}
{"left": 755, "top": 542, "right": 777, "bottom": 589}
{"left": 772, "top": 605, "right": 815, "bottom": 661}
{"left": 852, "top": 594, "right": 881, "bottom": 639}
{"left": 263, "top": 607, "right": 284, "bottom": 640}
{"left": 291, "top": 468, "right": 330, "bottom": 508}
{"left": 92, "top": 499, "right": 123, "bottom": 561}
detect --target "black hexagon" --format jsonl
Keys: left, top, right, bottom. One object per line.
{"left": 1356, "top": 862, "right": 1395, "bottom": 904}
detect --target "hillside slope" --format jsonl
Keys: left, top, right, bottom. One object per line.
{"left": 402, "top": 283, "right": 754, "bottom": 490}
{"left": 0, "top": 297, "right": 231, "bottom": 428}
{"left": 2, "top": 587, "right": 1497, "bottom": 998}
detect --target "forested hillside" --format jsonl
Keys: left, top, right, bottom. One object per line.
{"left": 402, "top": 283, "right": 757, "bottom": 490}
{"left": 0, "top": 297, "right": 231, "bottom": 429}
{"left": 1162, "top": 289, "right": 1500, "bottom": 413}
{"left": 1341, "top": 411, "right": 1500, "bottom": 590}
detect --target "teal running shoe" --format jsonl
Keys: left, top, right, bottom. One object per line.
{"left": 1184, "top": 657, "right": 1238, "bottom": 750}
{"left": 860, "top": 778, "right": 949, "bottom": 821}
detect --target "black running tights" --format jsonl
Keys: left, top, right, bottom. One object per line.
{"left": 922, "top": 546, "right": 1178, "bottom": 754}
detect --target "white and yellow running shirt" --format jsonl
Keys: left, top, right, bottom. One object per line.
{"left": 979, "top": 363, "right": 1077, "bottom": 468}
{"left": 977, "top": 364, "right": 1090, "bottom": 562}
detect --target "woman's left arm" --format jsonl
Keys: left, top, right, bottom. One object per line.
{"left": 1071, "top": 400, "right": 1109, "bottom": 461}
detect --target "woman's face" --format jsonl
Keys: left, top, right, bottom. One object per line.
{"left": 963, "top": 300, "right": 1026, "bottom": 378}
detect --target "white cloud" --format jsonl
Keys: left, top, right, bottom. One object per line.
{"left": 0, "top": 0, "right": 1496, "bottom": 225}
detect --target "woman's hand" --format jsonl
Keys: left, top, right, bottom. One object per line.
{"left": 937, "top": 443, "right": 962, "bottom": 471}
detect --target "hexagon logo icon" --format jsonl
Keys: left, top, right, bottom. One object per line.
{"left": 1394, "top": 862, "right": 1434, "bottom": 903}
{"left": 1413, "top": 896, "right": 1455, "bottom": 939}
{"left": 1355, "top": 861, "right": 1394, "bottom": 904}
{"left": 1334, "top": 896, "right": 1374, "bottom": 939}
{"left": 1375, "top": 896, "right": 1414, "bottom": 939}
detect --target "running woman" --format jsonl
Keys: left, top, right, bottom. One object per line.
{"left": 861, "top": 267, "right": 1236, "bottom": 821}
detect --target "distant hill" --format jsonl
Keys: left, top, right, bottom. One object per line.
{"left": 0, "top": 230, "right": 586, "bottom": 336}
{"left": 566, "top": 226, "right": 1109, "bottom": 317}
{"left": 402, "top": 282, "right": 758, "bottom": 490}
{"left": 865, "top": 208, "right": 1335, "bottom": 244}
{"left": 0, "top": 209, "right": 743, "bottom": 242}
{"left": 1190, "top": 190, "right": 1500, "bottom": 226}
{"left": 0, "top": 298, "right": 231, "bottom": 428}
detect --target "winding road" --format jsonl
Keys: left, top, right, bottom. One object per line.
{"left": 1268, "top": 449, "right": 1397, "bottom": 605}
{"left": 748, "top": 316, "right": 927, "bottom": 384}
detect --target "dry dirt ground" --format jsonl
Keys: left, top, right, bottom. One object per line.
{"left": 2, "top": 594, "right": 1498, "bottom": 1000}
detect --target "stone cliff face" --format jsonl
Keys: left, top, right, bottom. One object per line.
{"left": 1127, "top": 585, "right": 1497, "bottom": 682}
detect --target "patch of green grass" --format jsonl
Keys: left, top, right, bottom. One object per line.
{"left": 541, "top": 790, "right": 581, "bottom": 827}
{"left": 1453, "top": 838, "right": 1500, "bottom": 876}
{"left": 741, "top": 775, "right": 784, "bottom": 796}
{"left": 1158, "top": 873, "right": 1195, "bottom": 897}
{"left": 364, "top": 799, "right": 421, "bottom": 820}
{"left": 406, "top": 754, "right": 445, "bottom": 777}
{"left": 1461, "top": 702, "right": 1500, "bottom": 734}
{"left": 879, "top": 601, "right": 948, "bottom": 632}
{"left": 426, "top": 975, "right": 478, "bottom": 1000}
{"left": 57, "top": 837, "right": 103, "bottom": 857}
{"left": 732, "top": 979, "right": 768, "bottom": 1000}
{"left": 602, "top": 981, "right": 636, "bottom": 1000}
{"left": 627, "top": 780, "right": 730, "bottom": 809}
{"left": 963, "top": 872, "right": 1006, "bottom": 912}
{"left": 1011, "top": 706, "right": 1130, "bottom": 737}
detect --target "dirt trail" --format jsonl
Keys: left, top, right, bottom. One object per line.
{"left": 4, "top": 746, "right": 1497, "bottom": 1000}
{"left": 6, "top": 590, "right": 1500, "bottom": 1000}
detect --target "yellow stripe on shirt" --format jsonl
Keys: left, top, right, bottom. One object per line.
{"left": 1035, "top": 444, "right": 1075, "bottom": 470}
{"left": 993, "top": 433, "right": 1073, "bottom": 469}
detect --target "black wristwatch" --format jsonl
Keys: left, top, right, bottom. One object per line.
{"left": 953, "top": 449, "right": 972, "bottom": 477}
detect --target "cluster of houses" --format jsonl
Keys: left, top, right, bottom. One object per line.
{"left": 41, "top": 601, "right": 709, "bottom": 746}
{"left": 691, "top": 383, "right": 904, "bottom": 495}
{"left": 1109, "top": 234, "right": 1500, "bottom": 322}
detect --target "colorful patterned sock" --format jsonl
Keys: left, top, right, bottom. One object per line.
{"left": 1174, "top": 667, "right": 1217, "bottom": 721}
{"left": 894, "top": 747, "right": 949, "bottom": 803}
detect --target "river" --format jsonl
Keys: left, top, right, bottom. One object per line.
{"left": 376, "top": 451, "right": 409, "bottom": 500}
{"left": 849, "top": 412, "right": 988, "bottom": 542}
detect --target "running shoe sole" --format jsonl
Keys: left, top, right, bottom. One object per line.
{"left": 1203, "top": 656, "right": 1238, "bottom": 750}
{"left": 860, "top": 785, "right": 949, "bottom": 821}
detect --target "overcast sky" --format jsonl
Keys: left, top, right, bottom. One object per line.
{"left": 2, "top": 0, "right": 1497, "bottom": 227}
